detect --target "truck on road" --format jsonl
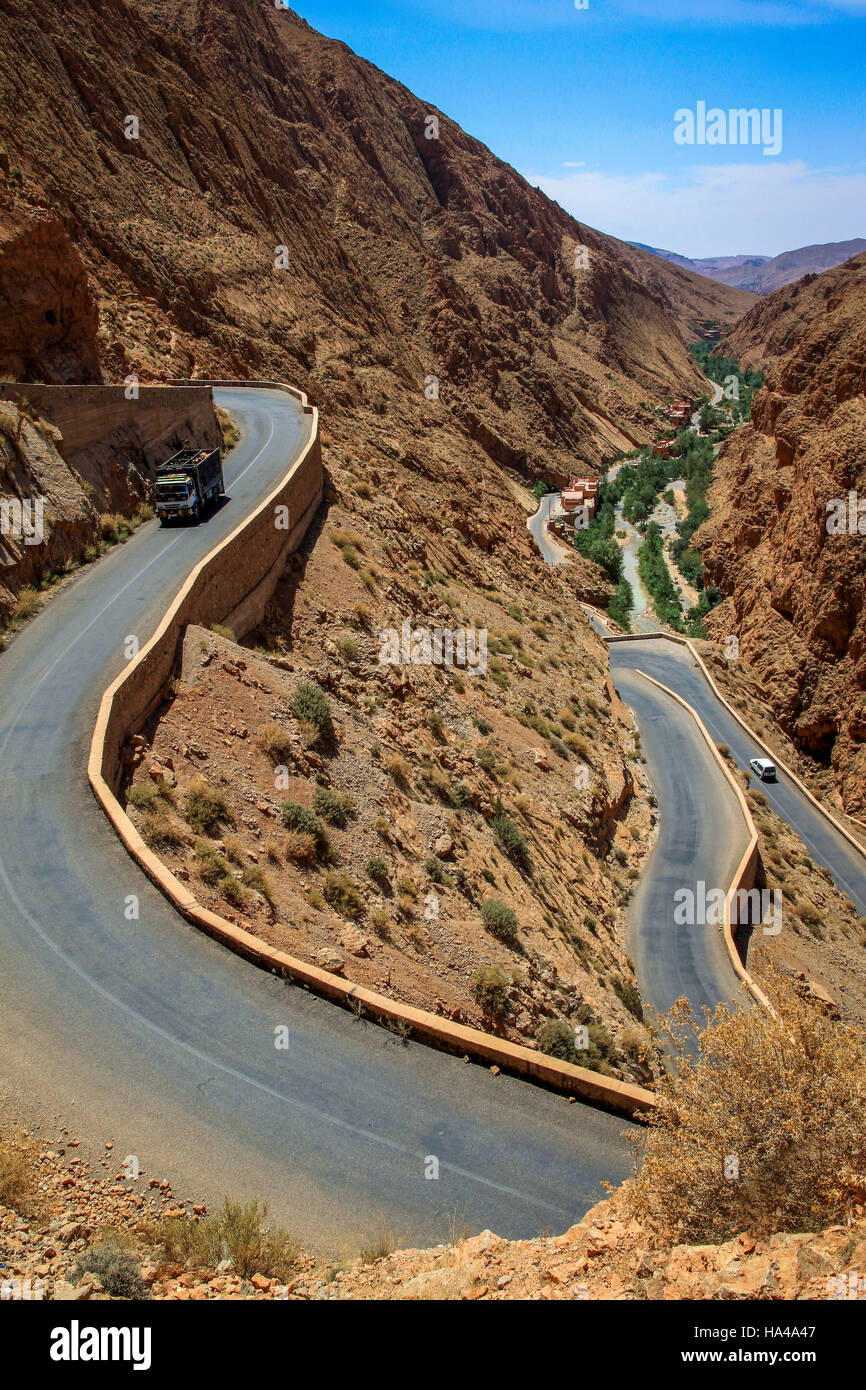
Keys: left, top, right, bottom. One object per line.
{"left": 154, "top": 447, "right": 224, "bottom": 524}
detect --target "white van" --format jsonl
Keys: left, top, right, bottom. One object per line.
{"left": 749, "top": 757, "right": 776, "bottom": 781}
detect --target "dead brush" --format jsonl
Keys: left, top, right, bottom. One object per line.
{"left": 619, "top": 964, "right": 866, "bottom": 1243}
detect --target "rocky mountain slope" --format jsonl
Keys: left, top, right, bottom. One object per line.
{"left": 696, "top": 252, "right": 866, "bottom": 812}
{"left": 0, "top": 0, "right": 725, "bottom": 475}
{"left": 124, "top": 565, "right": 658, "bottom": 1084}
{"left": 632, "top": 238, "right": 866, "bottom": 296}
{"left": 610, "top": 237, "right": 756, "bottom": 338}
{"left": 0, "top": 0, "right": 759, "bottom": 644}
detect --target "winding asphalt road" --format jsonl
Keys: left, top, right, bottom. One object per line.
{"left": 527, "top": 491, "right": 569, "bottom": 566}
{"left": 613, "top": 666, "right": 744, "bottom": 1024}
{"left": 0, "top": 387, "right": 632, "bottom": 1254}
{"left": 608, "top": 639, "right": 866, "bottom": 920}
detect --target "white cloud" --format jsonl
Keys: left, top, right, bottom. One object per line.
{"left": 525, "top": 160, "right": 866, "bottom": 257}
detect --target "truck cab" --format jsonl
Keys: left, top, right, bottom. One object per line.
{"left": 154, "top": 472, "right": 198, "bottom": 520}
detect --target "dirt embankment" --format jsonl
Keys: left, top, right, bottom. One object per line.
{"left": 124, "top": 488, "right": 660, "bottom": 1085}
{"left": 2, "top": 1110, "right": 862, "bottom": 1302}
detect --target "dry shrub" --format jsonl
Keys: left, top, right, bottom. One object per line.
{"left": 149, "top": 1198, "right": 299, "bottom": 1281}
{"left": 222, "top": 834, "right": 246, "bottom": 865}
{"left": 256, "top": 721, "right": 293, "bottom": 764}
{"left": 622, "top": 970, "right": 866, "bottom": 1243}
{"left": 11, "top": 586, "right": 40, "bottom": 621}
{"left": 284, "top": 830, "right": 318, "bottom": 865}
{"left": 385, "top": 753, "right": 412, "bottom": 786}
{"left": 141, "top": 809, "right": 184, "bottom": 849}
{"left": 298, "top": 719, "right": 321, "bottom": 748}
{"left": 0, "top": 1132, "right": 39, "bottom": 1214}
{"left": 215, "top": 404, "right": 240, "bottom": 452}
{"left": 331, "top": 527, "right": 364, "bottom": 552}
{"left": 72, "top": 1243, "right": 149, "bottom": 1299}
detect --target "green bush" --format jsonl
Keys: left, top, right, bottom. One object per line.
{"left": 280, "top": 801, "right": 327, "bottom": 847}
{"left": 183, "top": 778, "right": 232, "bottom": 835}
{"left": 128, "top": 782, "right": 159, "bottom": 811}
{"left": 537, "top": 1019, "right": 578, "bottom": 1063}
{"left": 480, "top": 898, "right": 519, "bottom": 944}
{"left": 448, "top": 778, "right": 471, "bottom": 808}
{"left": 322, "top": 871, "right": 364, "bottom": 919}
{"left": 492, "top": 814, "right": 528, "bottom": 865}
{"left": 220, "top": 875, "right": 249, "bottom": 910}
{"left": 612, "top": 974, "right": 644, "bottom": 1020}
{"left": 195, "top": 842, "right": 232, "bottom": 885}
{"left": 477, "top": 745, "right": 498, "bottom": 774}
{"left": 425, "top": 855, "right": 447, "bottom": 885}
{"left": 606, "top": 577, "right": 633, "bottom": 632}
{"left": 638, "top": 523, "right": 683, "bottom": 631}
{"left": 312, "top": 785, "right": 355, "bottom": 827}
{"left": 537, "top": 1018, "right": 618, "bottom": 1074}
{"left": 291, "top": 681, "right": 332, "bottom": 739}
{"left": 241, "top": 864, "right": 275, "bottom": 905}
{"left": 366, "top": 855, "right": 389, "bottom": 883}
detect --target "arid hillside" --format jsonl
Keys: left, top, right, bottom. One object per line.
{"left": 0, "top": 0, "right": 732, "bottom": 480}
{"left": 697, "top": 252, "right": 866, "bottom": 812}
{"left": 606, "top": 236, "right": 756, "bottom": 340}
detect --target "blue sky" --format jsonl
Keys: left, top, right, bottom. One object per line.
{"left": 294, "top": 0, "right": 865, "bottom": 256}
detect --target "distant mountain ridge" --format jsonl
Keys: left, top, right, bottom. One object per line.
{"left": 629, "top": 238, "right": 866, "bottom": 295}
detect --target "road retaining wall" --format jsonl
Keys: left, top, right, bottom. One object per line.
{"left": 89, "top": 382, "right": 322, "bottom": 796}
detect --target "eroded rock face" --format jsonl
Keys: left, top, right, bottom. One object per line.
{"left": 0, "top": 193, "right": 101, "bottom": 383}
{"left": 697, "top": 252, "right": 866, "bottom": 812}
{"left": 0, "top": 402, "right": 100, "bottom": 618}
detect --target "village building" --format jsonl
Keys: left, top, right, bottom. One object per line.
{"left": 560, "top": 475, "right": 599, "bottom": 519}
{"left": 666, "top": 400, "right": 692, "bottom": 427}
